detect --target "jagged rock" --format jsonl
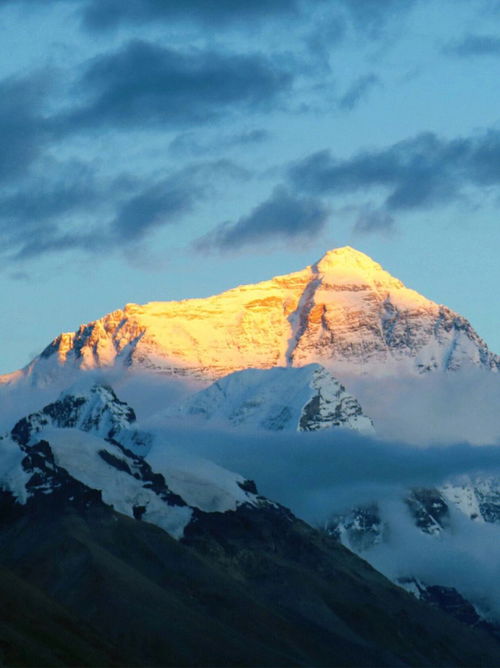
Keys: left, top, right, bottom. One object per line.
{"left": 11, "top": 382, "right": 152, "bottom": 455}
{"left": 405, "top": 487, "right": 450, "bottom": 535}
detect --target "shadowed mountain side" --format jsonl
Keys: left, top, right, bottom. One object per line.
{"left": 0, "top": 565, "right": 118, "bottom": 667}
{"left": 1, "top": 494, "right": 500, "bottom": 667}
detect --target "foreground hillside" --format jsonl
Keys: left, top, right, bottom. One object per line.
{"left": 0, "top": 384, "right": 498, "bottom": 666}
{"left": 2, "top": 490, "right": 500, "bottom": 667}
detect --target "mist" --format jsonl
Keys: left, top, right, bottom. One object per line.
{"left": 144, "top": 418, "right": 500, "bottom": 621}
{"left": 143, "top": 418, "right": 500, "bottom": 521}
{"left": 2, "top": 366, "right": 500, "bottom": 621}
{"left": 342, "top": 368, "right": 500, "bottom": 445}
{"left": 368, "top": 497, "right": 500, "bottom": 621}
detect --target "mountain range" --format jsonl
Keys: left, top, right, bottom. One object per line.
{"left": 1, "top": 246, "right": 500, "bottom": 666}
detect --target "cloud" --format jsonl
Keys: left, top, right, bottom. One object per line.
{"left": 0, "top": 159, "right": 139, "bottom": 261}
{"left": 336, "top": 0, "right": 420, "bottom": 38}
{"left": 57, "top": 40, "right": 292, "bottom": 133}
{"left": 1, "top": 159, "right": 248, "bottom": 262}
{"left": 353, "top": 206, "right": 394, "bottom": 234}
{"left": 345, "top": 370, "right": 500, "bottom": 446}
{"left": 446, "top": 33, "right": 500, "bottom": 57}
{"left": 143, "top": 418, "right": 500, "bottom": 526}
{"left": 111, "top": 178, "right": 202, "bottom": 242}
{"left": 110, "top": 161, "right": 246, "bottom": 243}
{"left": 0, "top": 74, "right": 51, "bottom": 184}
{"left": 0, "top": 161, "right": 100, "bottom": 225}
{"left": 338, "top": 73, "right": 380, "bottom": 111}
{"left": 169, "top": 128, "right": 271, "bottom": 158}
{"left": 195, "top": 186, "right": 329, "bottom": 251}
{"left": 81, "top": 0, "right": 303, "bottom": 31}
{"left": 367, "top": 495, "right": 500, "bottom": 621}
{"left": 139, "top": 366, "right": 500, "bottom": 621}
{"left": 289, "top": 130, "right": 500, "bottom": 213}
{"left": 305, "top": 14, "right": 346, "bottom": 63}
{"left": 2, "top": 0, "right": 418, "bottom": 39}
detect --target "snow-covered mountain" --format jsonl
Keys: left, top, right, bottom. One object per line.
{"left": 166, "top": 364, "right": 374, "bottom": 434}
{"left": 328, "top": 476, "right": 500, "bottom": 628}
{"left": 2, "top": 384, "right": 262, "bottom": 537}
{"left": 11, "top": 382, "right": 152, "bottom": 455}
{"left": 331, "top": 476, "right": 500, "bottom": 553}
{"left": 1, "top": 250, "right": 500, "bottom": 663}
{"left": 2, "top": 246, "right": 498, "bottom": 388}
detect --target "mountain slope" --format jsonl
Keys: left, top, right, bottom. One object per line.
{"left": 166, "top": 364, "right": 374, "bottom": 434}
{"left": 2, "top": 490, "right": 500, "bottom": 666}
{"left": 3, "top": 246, "right": 498, "bottom": 387}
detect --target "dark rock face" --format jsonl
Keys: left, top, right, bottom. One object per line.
{"left": 405, "top": 488, "right": 450, "bottom": 535}
{"left": 329, "top": 504, "right": 384, "bottom": 552}
{"left": 237, "top": 479, "right": 258, "bottom": 495}
{"left": 299, "top": 390, "right": 366, "bottom": 432}
{"left": 399, "top": 578, "right": 500, "bottom": 641}
{"left": 13, "top": 438, "right": 105, "bottom": 516}
{"left": 422, "top": 585, "right": 490, "bottom": 629}
{"left": 480, "top": 500, "right": 500, "bottom": 522}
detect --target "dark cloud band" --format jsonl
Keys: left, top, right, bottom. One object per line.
{"left": 82, "top": 0, "right": 303, "bottom": 30}
{"left": 446, "top": 33, "right": 500, "bottom": 57}
{"left": 288, "top": 130, "right": 500, "bottom": 223}
{"left": 195, "top": 186, "right": 330, "bottom": 251}
{"left": 58, "top": 40, "right": 293, "bottom": 132}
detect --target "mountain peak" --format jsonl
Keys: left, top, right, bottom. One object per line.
{"left": 316, "top": 246, "right": 383, "bottom": 271}
{"left": 318, "top": 245, "right": 373, "bottom": 263}
{"left": 2, "top": 246, "right": 498, "bottom": 386}
{"left": 313, "top": 246, "right": 403, "bottom": 290}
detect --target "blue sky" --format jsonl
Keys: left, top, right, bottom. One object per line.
{"left": 1, "top": 0, "right": 500, "bottom": 372}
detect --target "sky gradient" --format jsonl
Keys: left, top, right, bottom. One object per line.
{"left": 1, "top": 0, "right": 500, "bottom": 372}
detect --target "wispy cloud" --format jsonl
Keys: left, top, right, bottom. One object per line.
{"left": 169, "top": 129, "right": 271, "bottom": 158}
{"left": 338, "top": 73, "right": 381, "bottom": 111}
{"left": 194, "top": 186, "right": 329, "bottom": 251}
{"left": 289, "top": 130, "right": 500, "bottom": 213}
{"left": 353, "top": 206, "right": 394, "bottom": 234}
{"left": 81, "top": 0, "right": 305, "bottom": 31}
{"left": 446, "top": 33, "right": 500, "bottom": 57}
{"left": 0, "top": 74, "right": 52, "bottom": 184}
{"left": 1, "top": 160, "right": 247, "bottom": 262}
